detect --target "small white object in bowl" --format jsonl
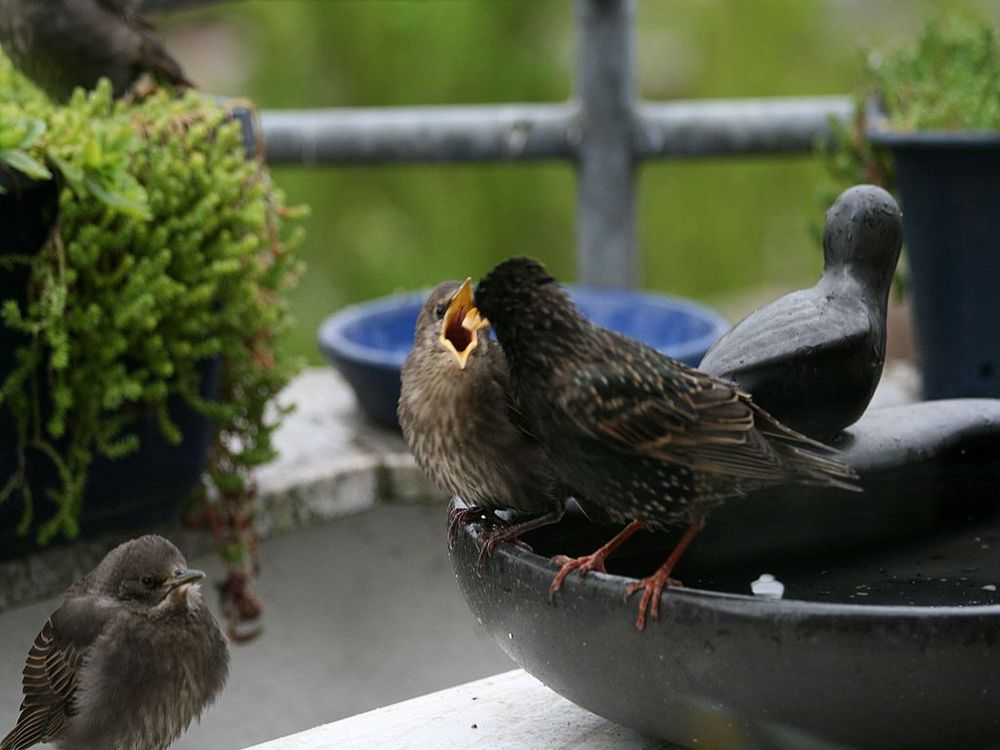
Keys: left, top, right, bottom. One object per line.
{"left": 751, "top": 573, "right": 785, "bottom": 599}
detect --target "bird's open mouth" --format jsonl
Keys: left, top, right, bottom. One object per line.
{"left": 440, "top": 278, "right": 488, "bottom": 368}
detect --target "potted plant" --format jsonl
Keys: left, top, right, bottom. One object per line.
{"left": 0, "top": 51, "right": 304, "bottom": 636}
{"left": 822, "top": 19, "right": 1000, "bottom": 400}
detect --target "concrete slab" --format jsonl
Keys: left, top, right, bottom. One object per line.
{"left": 243, "top": 669, "right": 678, "bottom": 750}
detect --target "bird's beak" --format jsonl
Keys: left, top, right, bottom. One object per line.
{"left": 439, "top": 278, "right": 489, "bottom": 369}
{"left": 165, "top": 568, "right": 206, "bottom": 592}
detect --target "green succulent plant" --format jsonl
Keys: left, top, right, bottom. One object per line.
{"left": 0, "top": 52, "right": 304, "bottom": 635}
{"left": 815, "top": 17, "right": 1000, "bottom": 295}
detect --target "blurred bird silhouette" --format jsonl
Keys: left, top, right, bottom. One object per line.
{"left": 0, "top": 0, "right": 192, "bottom": 101}
{"left": 0, "top": 535, "right": 228, "bottom": 750}
{"left": 475, "top": 258, "right": 860, "bottom": 629}
{"left": 700, "top": 185, "right": 903, "bottom": 439}
{"left": 399, "top": 279, "right": 570, "bottom": 565}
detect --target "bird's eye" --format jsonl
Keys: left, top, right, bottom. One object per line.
{"left": 435, "top": 303, "right": 448, "bottom": 319}
{"left": 141, "top": 576, "right": 158, "bottom": 589}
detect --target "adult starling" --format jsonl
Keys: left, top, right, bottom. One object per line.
{"left": 700, "top": 185, "right": 903, "bottom": 439}
{"left": 0, "top": 535, "right": 229, "bottom": 750}
{"left": 475, "top": 258, "right": 860, "bottom": 629}
{"left": 398, "top": 279, "right": 569, "bottom": 563}
{"left": 0, "top": 0, "right": 192, "bottom": 101}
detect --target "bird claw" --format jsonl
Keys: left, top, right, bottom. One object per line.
{"left": 624, "top": 574, "right": 683, "bottom": 631}
{"left": 448, "top": 506, "right": 507, "bottom": 544}
{"left": 547, "top": 553, "right": 609, "bottom": 602}
{"left": 475, "top": 528, "right": 534, "bottom": 569}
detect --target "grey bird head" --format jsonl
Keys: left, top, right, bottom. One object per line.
{"left": 823, "top": 185, "right": 903, "bottom": 290}
{"left": 411, "top": 278, "right": 491, "bottom": 372}
{"left": 0, "top": 0, "right": 192, "bottom": 101}
{"left": 89, "top": 534, "right": 206, "bottom": 607}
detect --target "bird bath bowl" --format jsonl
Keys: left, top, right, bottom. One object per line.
{"left": 449, "top": 399, "right": 1000, "bottom": 750}
{"left": 318, "top": 287, "right": 729, "bottom": 427}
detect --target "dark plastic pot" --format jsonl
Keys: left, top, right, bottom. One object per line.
{"left": 867, "top": 128, "right": 1000, "bottom": 400}
{"left": 0, "top": 106, "right": 260, "bottom": 557}
{"left": 0, "top": 171, "right": 219, "bottom": 559}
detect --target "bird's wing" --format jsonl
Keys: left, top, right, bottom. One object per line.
{"left": 0, "top": 598, "right": 112, "bottom": 750}
{"left": 700, "top": 292, "right": 871, "bottom": 376}
{"left": 555, "top": 341, "right": 814, "bottom": 482}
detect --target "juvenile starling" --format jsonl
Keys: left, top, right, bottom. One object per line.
{"left": 0, "top": 0, "right": 192, "bottom": 101}
{"left": 700, "top": 185, "right": 903, "bottom": 439}
{"left": 1, "top": 535, "right": 229, "bottom": 750}
{"left": 398, "top": 279, "right": 569, "bottom": 563}
{"left": 475, "top": 258, "right": 860, "bottom": 629}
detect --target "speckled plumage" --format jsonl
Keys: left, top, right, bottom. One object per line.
{"left": 399, "top": 281, "right": 566, "bottom": 522}
{"left": 1, "top": 535, "right": 229, "bottom": 750}
{"left": 475, "top": 258, "right": 860, "bottom": 627}
{"left": 0, "top": 0, "right": 191, "bottom": 101}
{"left": 476, "top": 258, "right": 859, "bottom": 530}
{"left": 399, "top": 282, "right": 564, "bottom": 512}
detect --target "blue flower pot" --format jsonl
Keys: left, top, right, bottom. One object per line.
{"left": 318, "top": 286, "right": 729, "bottom": 427}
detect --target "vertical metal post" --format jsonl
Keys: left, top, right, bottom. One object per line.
{"left": 575, "top": 0, "right": 637, "bottom": 287}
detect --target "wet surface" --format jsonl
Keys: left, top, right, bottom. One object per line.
{"left": 454, "top": 498, "right": 1000, "bottom": 750}
{"left": 518, "top": 505, "right": 1000, "bottom": 607}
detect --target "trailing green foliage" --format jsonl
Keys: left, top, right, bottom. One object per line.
{"left": 873, "top": 19, "right": 1000, "bottom": 132}
{"left": 819, "top": 18, "right": 1000, "bottom": 193}
{"left": 816, "top": 18, "right": 1000, "bottom": 291}
{"left": 0, "top": 52, "right": 303, "bottom": 547}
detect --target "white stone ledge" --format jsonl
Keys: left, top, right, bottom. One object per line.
{"left": 242, "top": 669, "right": 678, "bottom": 750}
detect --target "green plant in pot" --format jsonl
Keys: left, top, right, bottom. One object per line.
{"left": 0, "top": 51, "right": 304, "bottom": 637}
{"left": 821, "top": 19, "right": 1000, "bottom": 400}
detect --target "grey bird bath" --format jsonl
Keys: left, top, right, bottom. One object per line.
{"left": 449, "top": 399, "right": 1000, "bottom": 750}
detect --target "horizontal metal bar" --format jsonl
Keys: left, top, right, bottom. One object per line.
{"left": 635, "top": 96, "right": 853, "bottom": 158}
{"left": 260, "top": 104, "right": 579, "bottom": 165}
{"left": 258, "top": 96, "right": 852, "bottom": 166}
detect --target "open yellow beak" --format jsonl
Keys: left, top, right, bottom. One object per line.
{"left": 439, "top": 278, "right": 489, "bottom": 369}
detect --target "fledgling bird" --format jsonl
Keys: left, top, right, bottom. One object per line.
{"left": 700, "top": 185, "right": 903, "bottom": 439}
{"left": 475, "top": 258, "right": 860, "bottom": 630}
{"left": 0, "top": 0, "right": 192, "bottom": 101}
{"left": 0, "top": 535, "right": 229, "bottom": 750}
{"left": 398, "top": 279, "right": 569, "bottom": 563}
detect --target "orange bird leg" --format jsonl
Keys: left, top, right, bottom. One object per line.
{"left": 625, "top": 519, "right": 705, "bottom": 631}
{"left": 548, "top": 519, "right": 646, "bottom": 602}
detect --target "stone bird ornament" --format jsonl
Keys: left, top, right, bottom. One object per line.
{"left": 0, "top": 535, "right": 228, "bottom": 750}
{"left": 700, "top": 185, "right": 903, "bottom": 439}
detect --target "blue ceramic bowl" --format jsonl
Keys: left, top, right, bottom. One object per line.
{"left": 318, "top": 286, "right": 730, "bottom": 427}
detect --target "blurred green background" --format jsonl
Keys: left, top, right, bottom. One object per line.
{"left": 160, "top": 0, "right": 999, "bottom": 363}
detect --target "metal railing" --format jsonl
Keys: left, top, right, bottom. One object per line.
{"left": 202, "top": 0, "right": 853, "bottom": 286}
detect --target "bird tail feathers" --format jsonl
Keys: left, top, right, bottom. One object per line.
{"left": 754, "top": 407, "right": 861, "bottom": 492}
